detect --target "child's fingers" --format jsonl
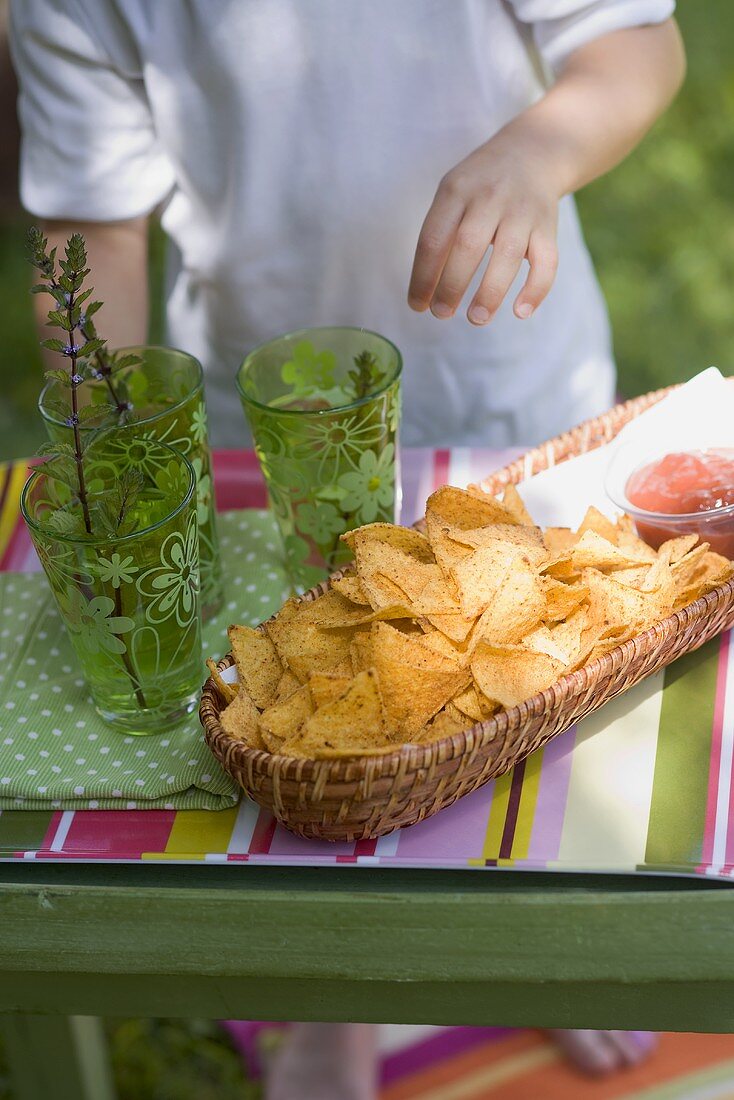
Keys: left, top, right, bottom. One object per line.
{"left": 429, "top": 207, "right": 497, "bottom": 318}
{"left": 408, "top": 185, "right": 465, "bottom": 312}
{"left": 467, "top": 224, "right": 530, "bottom": 325}
{"left": 513, "top": 231, "right": 558, "bottom": 319}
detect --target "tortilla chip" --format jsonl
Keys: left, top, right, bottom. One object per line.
{"left": 341, "top": 522, "right": 435, "bottom": 563}
{"left": 370, "top": 622, "right": 470, "bottom": 737}
{"left": 614, "top": 514, "right": 658, "bottom": 563}
{"left": 416, "top": 706, "right": 469, "bottom": 742}
{"left": 570, "top": 530, "right": 651, "bottom": 572}
{"left": 472, "top": 642, "right": 565, "bottom": 710}
{"left": 331, "top": 573, "right": 370, "bottom": 604}
{"left": 206, "top": 657, "right": 238, "bottom": 705}
{"left": 544, "top": 527, "right": 579, "bottom": 556}
{"left": 350, "top": 630, "right": 374, "bottom": 674}
{"left": 284, "top": 669, "right": 390, "bottom": 758}
{"left": 416, "top": 629, "right": 470, "bottom": 665}
{"left": 443, "top": 520, "right": 547, "bottom": 566}
{"left": 258, "top": 684, "right": 314, "bottom": 751}
{"left": 220, "top": 685, "right": 266, "bottom": 750}
{"left": 264, "top": 591, "right": 356, "bottom": 682}
{"left": 275, "top": 668, "right": 302, "bottom": 702}
{"left": 501, "top": 483, "right": 535, "bottom": 526}
{"left": 227, "top": 624, "right": 282, "bottom": 709}
{"left": 542, "top": 578, "right": 589, "bottom": 623}
{"left": 451, "top": 683, "right": 488, "bottom": 722}
{"left": 524, "top": 625, "right": 573, "bottom": 664}
{"left": 469, "top": 558, "right": 545, "bottom": 647}
{"left": 655, "top": 535, "right": 701, "bottom": 566}
{"left": 577, "top": 505, "right": 619, "bottom": 545}
{"left": 428, "top": 485, "right": 521, "bottom": 529}
{"left": 451, "top": 543, "right": 525, "bottom": 619}
{"left": 583, "top": 567, "right": 673, "bottom": 639}
{"left": 424, "top": 512, "right": 475, "bottom": 580}
{"left": 308, "top": 671, "right": 353, "bottom": 709}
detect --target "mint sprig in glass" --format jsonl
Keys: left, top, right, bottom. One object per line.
{"left": 22, "top": 230, "right": 202, "bottom": 734}
{"left": 40, "top": 345, "right": 223, "bottom": 618}
{"left": 237, "top": 327, "right": 402, "bottom": 590}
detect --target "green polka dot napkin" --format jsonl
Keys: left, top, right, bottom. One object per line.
{"left": 0, "top": 511, "right": 292, "bottom": 810}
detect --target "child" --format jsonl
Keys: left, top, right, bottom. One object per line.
{"left": 10, "top": 2, "right": 685, "bottom": 1096}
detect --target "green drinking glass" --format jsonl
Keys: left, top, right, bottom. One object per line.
{"left": 237, "top": 326, "right": 402, "bottom": 590}
{"left": 39, "top": 346, "right": 223, "bottom": 619}
{"left": 21, "top": 440, "right": 202, "bottom": 735}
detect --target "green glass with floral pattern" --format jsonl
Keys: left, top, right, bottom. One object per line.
{"left": 237, "top": 326, "right": 402, "bottom": 590}
{"left": 39, "top": 346, "right": 223, "bottom": 619}
{"left": 21, "top": 440, "right": 202, "bottom": 735}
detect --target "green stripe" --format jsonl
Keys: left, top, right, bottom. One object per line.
{"left": 625, "top": 1054, "right": 734, "bottom": 1099}
{"left": 0, "top": 810, "right": 54, "bottom": 853}
{"left": 645, "top": 638, "right": 720, "bottom": 867}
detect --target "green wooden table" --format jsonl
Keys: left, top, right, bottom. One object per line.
{"left": 1, "top": 862, "right": 733, "bottom": 1098}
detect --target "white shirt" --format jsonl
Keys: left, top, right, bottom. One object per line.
{"left": 11, "top": 0, "right": 674, "bottom": 448}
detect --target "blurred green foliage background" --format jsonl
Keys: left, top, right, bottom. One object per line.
{"left": 2, "top": 3, "right": 733, "bottom": 461}
{"left": 0, "top": 2, "right": 732, "bottom": 1097}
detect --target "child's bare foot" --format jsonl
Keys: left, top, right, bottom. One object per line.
{"left": 265, "top": 1022, "right": 377, "bottom": 1100}
{"left": 549, "top": 1029, "right": 658, "bottom": 1075}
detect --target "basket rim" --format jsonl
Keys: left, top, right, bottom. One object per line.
{"left": 200, "top": 380, "right": 734, "bottom": 780}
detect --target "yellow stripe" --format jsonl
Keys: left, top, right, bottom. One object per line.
{"left": 145, "top": 807, "right": 240, "bottom": 860}
{"left": 409, "top": 1044, "right": 559, "bottom": 1100}
{"left": 480, "top": 771, "right": 513, "bottom": 862}
{"left": 0, "top": 463, "right": 29, "bottom": 558}
{"left": 508, "top": 748, "right": 544, "bottom": 862}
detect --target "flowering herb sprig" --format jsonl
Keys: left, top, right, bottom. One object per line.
{"left": 346, "top": 349, "right": 386, "bottom": 402}
{"left": 28, "top": 228, "right": 143, "bottom": 538}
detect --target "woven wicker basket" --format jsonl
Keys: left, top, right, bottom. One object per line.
{"left": 200, "top": 384, "right": 734, "bottom": 841}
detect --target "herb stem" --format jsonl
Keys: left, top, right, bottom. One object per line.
{"left": 114, "top": 585, "right": 147, "bottom": 709}
{"left": 67, "top": 295, "right": 93, "bottom": 535}
{"left": 81, "top": 321, "right": 129, "bottom": 417}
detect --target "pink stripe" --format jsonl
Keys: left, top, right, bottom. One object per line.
{"left": 248, "top": 809, "right": 278, "bottom": 855}
{"left": 525, "top": 724, "right": 577, "bottom": 864}
{"left": 698, "top": 632, "right": 730, "bottom": 871}
{"left": 268, "top": 822, "right": 356, "bottom": 859}
{"left": 60, "top": 810, "right": 177, "bottom": 857}
{"left": 0, "top": 519, "right": 35, "bottom": 572}
{"left": 380, "top": 1027, "right": 516, "bottom": 1087}
{"left": 39, "top": 811, "right": 64, "bottom": 852}
{"left": 432, "top": 449, "right": 450, "bottom": 491}
{"left": 212, "top": 450, "right": 268, "bottom": 512}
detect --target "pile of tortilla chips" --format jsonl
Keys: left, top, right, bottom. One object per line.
{"left": 210, "top": 483, "right": 734, "bottom": 759}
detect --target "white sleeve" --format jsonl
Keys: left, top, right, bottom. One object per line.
{"left": 9, "top": 0, "right": 175, "bottom": 221}
{"left": 507, "top": 0, "right": 676, "bottom": 72}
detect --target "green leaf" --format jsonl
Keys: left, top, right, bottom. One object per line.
{"left": 47, "top": 309, "right": 72, "bottom": 332}
{"left": 76, "top": 288, "right": 93, "bottom": 306}
{"left": 78, "top": 337, "right": 105, "bottom": 357}
{"left": 84, "top": 300, "right": 102, "bottom": 320}
{"left": 41, "top": 338, "right": 66, "bottom": 353}
{"left": 113, "top": 353, "right": 143, "bottom": 373}
{"left": 45, "top": 509, "right": 84, "bottom": 536}
{"left": 43, "top": 368, "right": 70, "bottom": 385}
{"left": 35, "top": 440, "right": 75, "bottom": 459}
{"left": 77, "top": 403, "right": 107, "bottom": 423}
{"left": 30, "top": 283, "right": 50, "bottom": 295}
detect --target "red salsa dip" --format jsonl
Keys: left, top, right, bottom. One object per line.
{"left": 626, "top": 449, "right": 734, "bottom": 557}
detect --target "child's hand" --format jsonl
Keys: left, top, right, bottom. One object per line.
{"left": 407, "top": 19, "right": 685, "bottom": 327}
{"left": 407, "top": 128, "right": 561, "bottom": 326}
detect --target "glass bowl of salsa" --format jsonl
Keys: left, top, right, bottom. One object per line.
{"left": 605, "top": 446, "right": 734, "bottom": 558}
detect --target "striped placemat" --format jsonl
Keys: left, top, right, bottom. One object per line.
{"left": 0, "top": 447, "right": 732, "bottom": 879}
